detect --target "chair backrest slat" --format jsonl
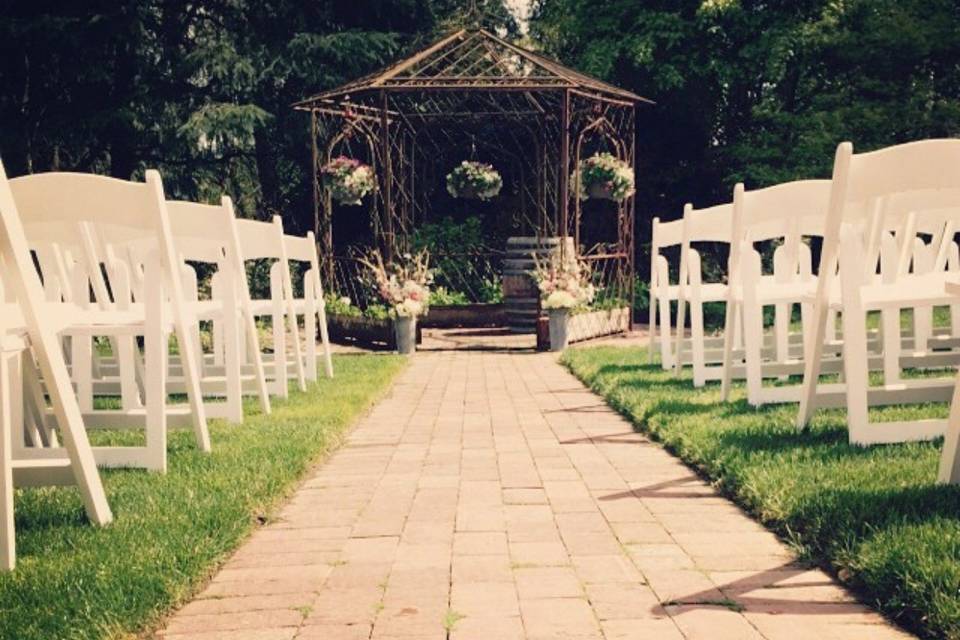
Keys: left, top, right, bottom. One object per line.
{"left": 9, "top": 172, "right": 156, "bottom": 230}
{"left": 234, "top": 218, "right": 283, "bottom": 260}
{"left": 685, "top": 202, "right": 733, "bottom": 243}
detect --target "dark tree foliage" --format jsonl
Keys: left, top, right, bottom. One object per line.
{"left": 0, "top": 0, "right": 515, "bottom": 230}
{"left": 531, "top": 0, "right": 960, "bottom": 275}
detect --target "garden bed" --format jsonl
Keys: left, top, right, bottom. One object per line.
{"left": 567, "top": 306, "right": 631, "bottom": 343}
{"left": 563, "top": 346, "right": 960, "bottom": 639}
{"left": 327, "top": 313, "right": 422, "bottom": 350}
{"left": 0, "top": 355, "right": 406, "bottom": 640}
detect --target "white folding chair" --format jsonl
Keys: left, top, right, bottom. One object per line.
{"left": 0, "top": 160, "right": 112, "bottom": 570}
{"left": 282, "top": 231, "right": 334, "bottom": 381}
{"left": 234, "top": 216, "right": 306, "bottom": 397}
{"left": 11, "top": 170, "right": 211, "bottom": 471}
{"left": 719, "top": 180, "right": 831, "bottom": 404}
{"left": 673, "top": 202, "right": 739, "bottom": 387}
{"left": 170, "top": 197, "right": 273, "bottom": 414}
{"left": 648, "top": 216, "right": 683, "bottom": 368}
{"left": 798, "top": 139, "right": 960, "bottom": 445}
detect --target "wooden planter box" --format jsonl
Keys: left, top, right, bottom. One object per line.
{"left": 567, "top": 307, "right": 631, "bottom": 344}
{"left": 327, "top": 314, "right": 422, "bottom": 351}
{"left": 419, "top": 303, "right": 505, "bottom": 328}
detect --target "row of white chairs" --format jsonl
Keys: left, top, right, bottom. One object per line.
{"left": 649, "top": 138, "right": 960, "bottom": 484}
{"left": 0, "top": 161, "right": 333, "bottom": 570}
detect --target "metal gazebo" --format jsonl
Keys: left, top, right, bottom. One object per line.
{"left": 294, "top": 27, "right": 650, "bottom": 329}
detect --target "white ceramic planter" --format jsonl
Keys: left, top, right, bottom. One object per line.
{"left": 548, "top": 309, "right": 570, "bottom": 352}
{"left": 395, "top": 316, "right": 417, "bottom": 354}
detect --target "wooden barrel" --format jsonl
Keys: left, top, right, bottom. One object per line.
{"left": 502, "top": 236, "right": 572, "bottom": 333}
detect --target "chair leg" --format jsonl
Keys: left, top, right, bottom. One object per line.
{"left": 316, "top": 281, "right": 334, "bottom": 380}
{"left": 774, "top": 303, "right": 789, "bottom": 381}
{"left": 881, "top": 308, "right": 901, "bottom": 385}
{"left": 719, "top": 300, "right": 740, "bottom": 402}
{"left": 648, "top": 286, "right": 657, "bottom": 364}
{"left": 741, "top": 253, "right": 764, "bottom": 406}
{"left": 145, "top": 277, "right": 169, "bottom": 473}
{"left": 838, "top": 234, "right": 870, "bottom": 444}
{"left": 690, "top": 297, "right": 706, "bottom": 387}
{"left": 938, "top": 366, "right": 960, "bottom": 483}
{"left": 657, "top": 264, "right": 673, "bottom": 370}
{"left": 71, "top": 334, "right": 93, "bottom": 413}
{"left": 270, "top": 266, "right": 288, "bottom": 399}
{"left": 243, "top": 309, "right": 271, "bottom": 415}
{"left": 797, "top": 305, "right": 832, "bottom": 430}
{"left": 304, "top": 274, "right": 318, "bottom": 384}
{"left": 842, "top": 306, "right": 871, "bottom": 444}
{"left": 0, "top": 350, "right": 16, "bottom": 571}
{"left": 223, "top": 302, "right": 243, "bottom": 425}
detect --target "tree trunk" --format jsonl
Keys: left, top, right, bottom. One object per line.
{"left": 254, "top": 124, "right": 281, "bottom": 220}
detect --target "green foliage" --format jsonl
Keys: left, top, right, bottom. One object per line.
{"left": 0, "top": 2, "right": 515, "bottom": 229}
{"left": 0, "top": 355, "right": 405, "bottom": 640}
{"left": 411, "top": 216, "right": 503, "bottom": 303}
{"left": 412, "top": 215, "right": 489, "bottom": 253}
{"left": 429, "top": 286, "right": 471, "bottom": 306}
{"left": 563, "top": 347, "right": 960, "bottom": 639}
{"left": 324, "top": 292, "right": 362, "bottom": 317}
{"left": 532, "top": 0, "right": 960, "bottom": 278}
{"left": 363, "top": 303, "right": 392, "bottom": 321}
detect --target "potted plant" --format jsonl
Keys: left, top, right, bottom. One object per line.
{"left": 532, "top": 252, "right": 595, "bottom": 352}
{"left": 446, "top": 161, "right": 503, "bottom": 200}
{"left": 321, "top": 156, "right": 376, "bottom": 205}
{"left": 575, "top": 152, "right": 635, "bottom": 202}
{"left": 359, "top": 248, "right": 432, "bottom": 354}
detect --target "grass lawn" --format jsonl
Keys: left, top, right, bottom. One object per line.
{"left": 0, "top": 354, "right": 405, "bottom": 640}
{"left": 563, "top": 346, "right": 960, "bottom": 640}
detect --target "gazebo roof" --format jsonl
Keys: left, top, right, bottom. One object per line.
{"left": 293, "top": 28, "right": 652, "bottom": 110}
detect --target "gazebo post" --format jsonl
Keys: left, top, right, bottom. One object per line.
{"left": 627, "top": 112, "right": 637, "bottom": 331}
{"left": 559, "top": 88, "right": 571, "bottom": 260}
{"left": 311, "top": 109, "right": 334, "bottom": 286}
{"left": 379, "top": 90, "right": 394, "bottom": 263}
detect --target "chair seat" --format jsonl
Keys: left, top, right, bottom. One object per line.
{"left": 1, "top": 328, "right": 27, "bottom": 353}
{"left": 661, "top": 282, "right": 728, "bottom": 302}
{"left": 189, "top": 300, "right": 225, "bottom": 320}
{"left": 862, "top": 272, "right": 957, "bottom": 310}
{"left": 248, "top": 299, "right": 275, "bottom": 315}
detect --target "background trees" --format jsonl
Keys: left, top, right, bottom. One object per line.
{"left": 532, "top": 0, "right": 960, "bottom": 271}
{"left": 1, "top": 0, "right": 958, "bottom": 266}
{"left": 0, "top": 0, "right": 514, "bottom": 231}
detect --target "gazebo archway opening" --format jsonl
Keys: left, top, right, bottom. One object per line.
{"left": 295, "top": 28, "right": 648, "bottom": 343}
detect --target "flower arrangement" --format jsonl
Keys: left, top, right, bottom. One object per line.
{"left": 358, "top": 248, "right": 433, "bottom": 318}
{"left": 532, "top": 252, "right": 596, "bottom": 310}
{"left": 321, "top": 156, "right": 376, "bottom": 205}
{"left": 446, "top": 161, "right": 503, "bottom": 200}
{"left": 575, "top": 152, "right": 635, "bottom": 202}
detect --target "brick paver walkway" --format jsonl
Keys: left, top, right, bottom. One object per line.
{"left": 159, "top": 351, "right": 914, "bottom": 640}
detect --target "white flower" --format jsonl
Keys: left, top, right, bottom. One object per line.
{"left": 543, "top": 290, "right": 577, "bottom": 310}
{"left": 395, "top": 298, "right": 424, "bottom": 317}
{"left": 339, "top": 296, "right": 352, "bottom": 306}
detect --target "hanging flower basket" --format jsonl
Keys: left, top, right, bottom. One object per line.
{"left": 321, "top": 156, "right": 376, "bottom": 205}
{"left": 446, "top": 161, "right": 503, "bottom": 201}
{"left": 575, "top": 152, "right": 635, "bottom": 202}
